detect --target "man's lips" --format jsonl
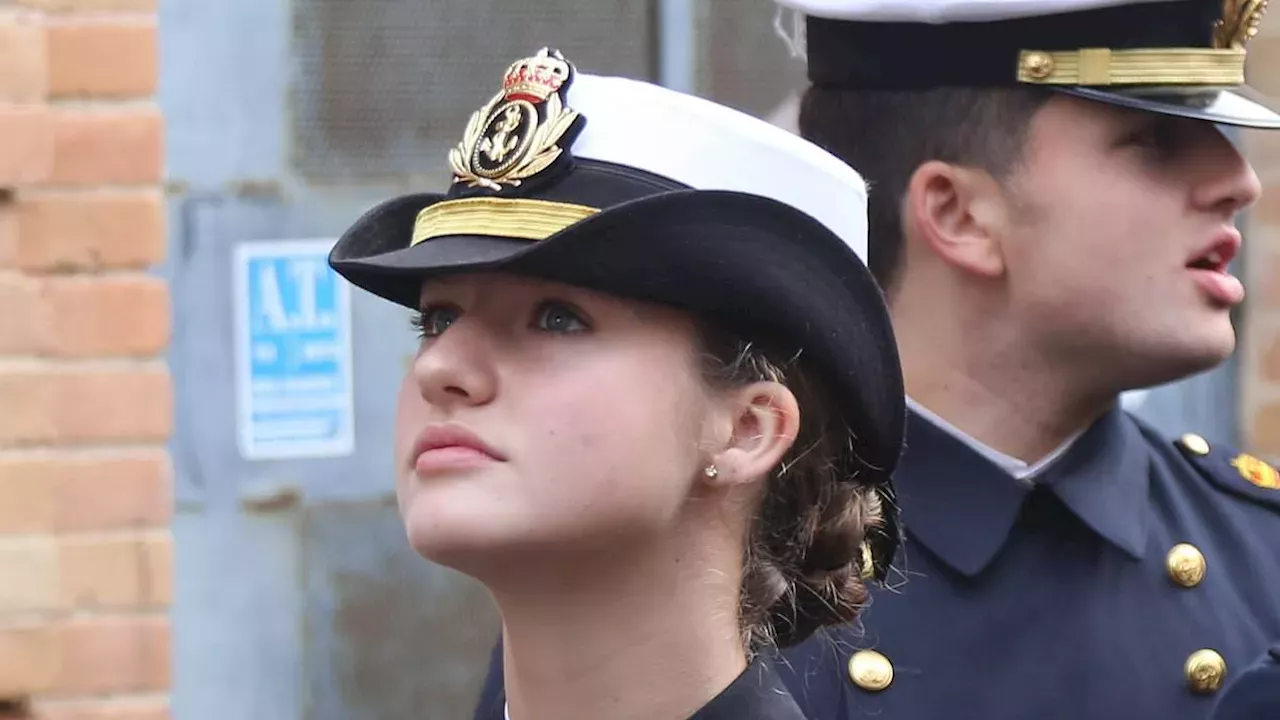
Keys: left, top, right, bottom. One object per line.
{"left": 1186, "top": 228, "right": 1244, "bottom": 307}
{"left": 1186, "top": 229, "right": 1241, "bottom": 273}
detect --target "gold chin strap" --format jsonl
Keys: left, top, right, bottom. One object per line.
{"left": 411, "top": 197, "right": 600, "bottom": 247}
{"left": 1016, "top": 47, "right": 1247, "bottom": 86}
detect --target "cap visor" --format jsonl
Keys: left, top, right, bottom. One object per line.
{"left": 1054, "top": 84, "right": 1280, "bottom": 129}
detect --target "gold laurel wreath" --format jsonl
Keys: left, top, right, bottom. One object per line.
{"left": 449, "top": 90, "right": 581, "bottom": 191}
{"left": 1214, "top": 0, "right": 1269, "bottom": 50}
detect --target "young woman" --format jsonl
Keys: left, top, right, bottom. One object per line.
{"left": 328, "top": 47, "right": 904, "bottom": 720}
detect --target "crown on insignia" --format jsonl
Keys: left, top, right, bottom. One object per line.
{"left": 502, "top": 48, "right": 572, "bottom": 103}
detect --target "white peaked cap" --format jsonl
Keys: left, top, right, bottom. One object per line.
{"left": 559, "top": 73, "right": 870, "bottom": 263}
{"left": 774, "top": 0, "right": 1182, "bottom": 23}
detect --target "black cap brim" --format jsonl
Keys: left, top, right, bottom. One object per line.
{"left": 1054, "top": 84, "right": 1280, "bottom": 129}
{"left": 330, "top": 189, "right": 906, "bottom": 579}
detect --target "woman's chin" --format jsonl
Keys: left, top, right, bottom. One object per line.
{"left": 402, "top": 508, "right": 500, "bottom": 569}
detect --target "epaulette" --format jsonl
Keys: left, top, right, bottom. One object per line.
{"left": 1174, "top": 433, "right": 1280, "bottom": 507}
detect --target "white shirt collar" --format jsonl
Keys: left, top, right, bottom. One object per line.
{"left": 906, "top": 396, "right": 1083, "bottom": 484}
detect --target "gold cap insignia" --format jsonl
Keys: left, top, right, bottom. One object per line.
{"left": 1214, "top": 0, "right": 1270, "bottom": 50}
{"left": 1229, "top": 453, "right": 1280, "bottom": 489}
{"left": 449, "top": 48, "right": 585, "bottom": 192}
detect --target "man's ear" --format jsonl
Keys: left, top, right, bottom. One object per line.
{"left": 705, "top": 381, "right": 800, "bottom": 487}
{"left": 903, "top": 160, "right": 1009, "bottom": 280}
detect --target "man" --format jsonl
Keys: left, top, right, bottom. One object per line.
{"left": 761, "top": 0, "right": 1280, "bottom": 718}
{"left": 470, "top": 1, "right": 1280, "bottom": 717}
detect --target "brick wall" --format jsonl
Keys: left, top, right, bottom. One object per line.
{"left": 1241, "top": 32, "right": 1280, "bottom": 459}
{"left": 0, "top": 1, "right": 171, "bottom": 719}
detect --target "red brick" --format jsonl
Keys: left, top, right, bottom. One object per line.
{"left": 0, "top": 271, "right": 52, "bottom": 354}
{"left": 0, "top": 536, "right": 59, "bottom": 612}
{"left": 54, "top": 616, "right": 169, "bottom": 694}
{"left": 1246, "top": 401, "right": 1280, "bottom": 459}
{"left": 1248, "top": 187, "right": 1280, "bottom": 228}
{"left": 47, "top": 20, "right": 156, "bottom": 99}
{"left": 14, "top": 190, "right": 165, "bottom": 272}
{"left": 43, "top": 275, "right": 170, "bottom": 357}
{"left": 1260, "top": 331, "right": 1280, "bottom": 383}
{"left": 0, "top": 624, "right": 58, "bottom": 697}
{"left": 16, "top": 0, "right": 157, "bottom": 11}
{"left": 49, "top": 107, "right": 162, "bottom": 186}
{"left": 55, "top": 452, "right": 172, "bottom": 532}
{"left": 0, "top": 11, "right": 48, "bottom": 102}
{"left": 0, "top": 458, "right": 57, "bottom": 533}
{"left": 1245, "top": 37, "right": 1280, "bottom": 99}
{"left": 0, "top": 271, "right": 167, "bottom": 359}
{"left": 30, "top": 698, "right": 170, "bottom": 720}
{"left": 141, "top": 531, "right": 170, "bottom": 606}
{"left": 0, "top": 201, "right": 16, "bottom": 268}
{"left": 1246, "top": 245, "right": 1280, "bottom": 310}
{"left": 59, "top": 533, "right": 169, "bottom": 609}
{"left": 0, "top": 105, "right": 53, "bottom": 187}
{"left": 0, "top": 451, "right": 171, "bottom": 533}
{"left": 0, "top": 365, "right": 172, "bottom": 446}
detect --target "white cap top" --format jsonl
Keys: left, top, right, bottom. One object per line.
{"left": 559, "top": 73, "right": 869, "bottom": 262}
{"left": 774, "top": 0, "right": 1179, "bottom": 23}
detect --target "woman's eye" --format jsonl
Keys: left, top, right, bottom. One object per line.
{"left": 533, "top": 301, "right": 590, "bottom": 334}
{"left": 412, "top": 305, "right": 461, "bottom": 338}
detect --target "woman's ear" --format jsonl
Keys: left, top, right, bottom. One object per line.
{"left": 705, "top": 381, "right": 801, "bottom": 487}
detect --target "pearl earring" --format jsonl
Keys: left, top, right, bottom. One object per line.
{"left": 704, "top": 464, "right": 719, "bottom": 478}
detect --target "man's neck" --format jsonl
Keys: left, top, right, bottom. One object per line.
{"left": 896, "top": 308, "right": 1116, "bottom": 458}
{"left": 890, "top": 275, "right": 1120, "bottom": 463}
{"left": 494, "top": 533, "right": 747, "bottom": 720}
{"left": 906, "top": 361, "right": 1116, "bottom": 461}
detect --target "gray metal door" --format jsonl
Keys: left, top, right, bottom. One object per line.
{"left": 159, "top": 1, "right": 657, "bottom": 718}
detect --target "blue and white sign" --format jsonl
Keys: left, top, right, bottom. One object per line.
{"left": 233, "top": 239, "right": 355, "bottom": 460}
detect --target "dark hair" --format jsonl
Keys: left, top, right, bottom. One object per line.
{"left": 798, "top": 85, "right": 1052, "bottom": 292}
{"left": 698, "top": 325, "right": 889, "bottom": 651}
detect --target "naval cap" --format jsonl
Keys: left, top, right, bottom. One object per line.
{"left": 329, "top": 47, "right": 906, "bottom": 580}
{"left": 775, "top": 0, "right": 1280, "bottom": 128}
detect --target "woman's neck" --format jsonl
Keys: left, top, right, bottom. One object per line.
{"left": 494, "top": 534, "right": 747, "bottom": 720}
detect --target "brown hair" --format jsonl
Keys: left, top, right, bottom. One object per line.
{"left": 698, "top": 326, "right": 889, "bottom": 652}
{"left": 798, "top": 85, "right": 1052, "bottom": 293}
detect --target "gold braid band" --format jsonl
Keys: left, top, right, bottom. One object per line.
{"left": 1016, "top": 47, "right": 1247, "bottom": 86}
{"left": 412, "top": 197, "right": 600, "bottom": 247}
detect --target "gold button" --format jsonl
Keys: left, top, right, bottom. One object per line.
{"left": 848, "top": 650, "right": 893, "bottom": 692}
{"left": 1021, "top": 51, "right": 1055, "bottom": 79}
{"left": 1166, "top": 544, "right": 1206, "bottom": 588}
{"left": 1180, "top": 433, "right": 1210, "bottom": 456}
{"left": 1185, "top": 649, "right": 1227, "bottom": 694}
